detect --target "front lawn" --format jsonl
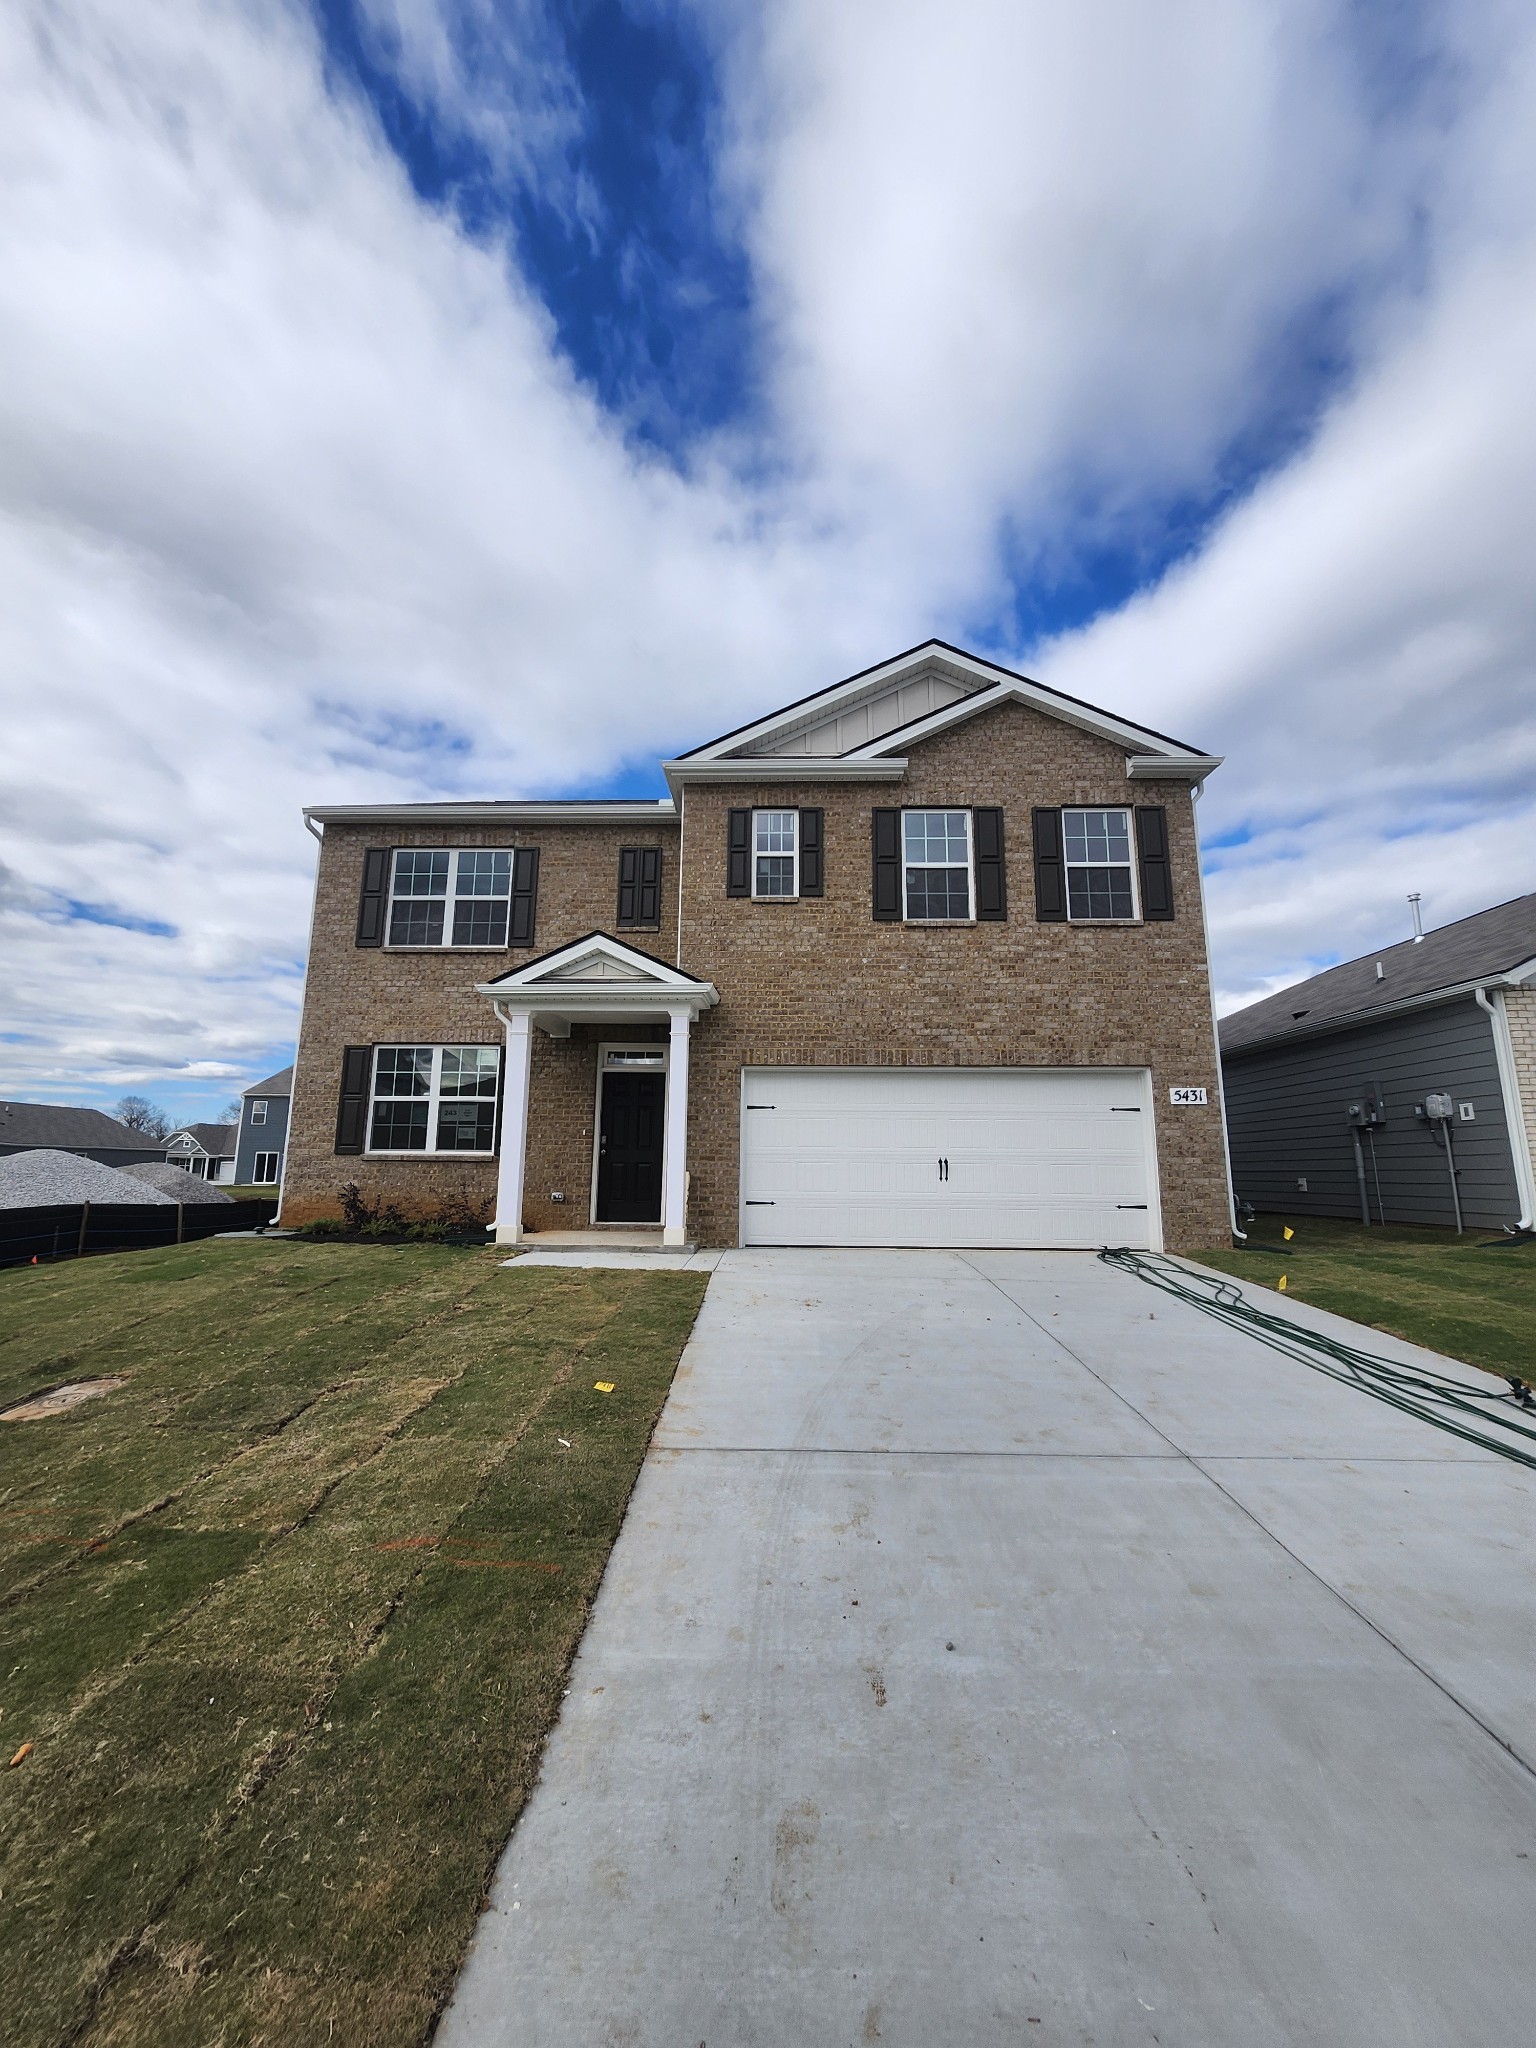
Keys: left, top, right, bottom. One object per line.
{"left": 0, "top": 1240, "right": 707, "bottom": 2048}
{"left": 1197, "top": 1214, "right": 1536, "bottom": 1381}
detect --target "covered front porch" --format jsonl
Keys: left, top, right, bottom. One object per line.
{"left": 478, "top": 934, "right": 718, "bottom": 1248}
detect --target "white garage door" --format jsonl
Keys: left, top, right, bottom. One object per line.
{"left": 739, "top": 1067, "right": 1158, "bottom": 1249}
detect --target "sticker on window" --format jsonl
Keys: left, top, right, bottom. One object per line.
{"left": 1169, "top": 1086, "right": 1208, "bottom": 1105}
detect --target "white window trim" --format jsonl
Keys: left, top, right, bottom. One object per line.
{"left": 365, "top": 1043, "right": 502, "bottom": 1157}
{"left": 589, "top": 1040, "right": 671, "bottom": 1225}
{"left": 900, "top": 807, "right": 976, "bottom": 924}
{"left": 250, "top": 1100, "right": 268, "bottom": 1125}
{"left": 750, "top": 809, "right": 800, "bottom": 901}
{"left": 1062, "top": 806, "right": 1140, "bottom": 924}
{"left": 385, "top": 848, "right": 518, "bottom": 952}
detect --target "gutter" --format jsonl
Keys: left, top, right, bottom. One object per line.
{"left": 661, "top": 757, "right": 908, "bottom": 803}
{"left": 303, "top": 801, "right": 677, "bottom": 826}
{"left": 1476, "top": 985, "right": 1536, "bottom": 1230}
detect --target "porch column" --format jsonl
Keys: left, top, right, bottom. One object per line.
{"left": 492, "top": 1007, "right": 532, "bottom": 1247}
{"left": 662, "top": 1004, "right": 692, "bottom": 1247}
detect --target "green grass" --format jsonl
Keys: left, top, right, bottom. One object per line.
{"left": 1197, "top": 1213, "right": 1536, "bottom": 1381}
{"left": 0, "top": 1239, "right": 707, "bottom": 2048}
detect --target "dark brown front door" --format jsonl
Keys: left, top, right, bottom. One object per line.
{"left": 596, "top": 1072, "right": 665, "bottom": 1222}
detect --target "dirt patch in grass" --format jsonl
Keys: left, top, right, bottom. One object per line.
{"left": 0, "top": 1239, "right": 708, "bottom": 2047}
{"left": 1198, "top": 1213, "right": 1536, "bottom": 1381}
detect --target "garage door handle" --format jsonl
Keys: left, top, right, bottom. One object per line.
{"left": 938, "top": 1157, "right": 949, "bottom": 1181}
{"left": 745, "top": 1200, "right": 775, "bottom": 1206}
{"left": 1117, "top": 1203, "right": 1148, "bottom": 1210}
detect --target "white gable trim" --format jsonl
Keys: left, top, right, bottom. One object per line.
{"left": 842, "top": 682, "right": 1213, "bottom": 766}
{"left": 479, "top": 931, "right": 710, "bottom": 994}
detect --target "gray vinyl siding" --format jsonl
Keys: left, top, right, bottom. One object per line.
{"left": 235, "top": 1094, "right": 290, "bottom": 1184}
{"left": 1222, "top": 996, "right": 1520, "bottom": 1229}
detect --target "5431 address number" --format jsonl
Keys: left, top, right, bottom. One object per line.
{"left": 1169, "top": 1086, "right": 1208, "bottom": 1105}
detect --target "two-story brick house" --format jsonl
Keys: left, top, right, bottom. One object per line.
{"left": 282, "top": 642, "right": 1234, "bottom": 1250}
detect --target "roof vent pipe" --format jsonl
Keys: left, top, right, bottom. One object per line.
{"left": 1408, "top": 892, "right": 1424, "bottom": 942}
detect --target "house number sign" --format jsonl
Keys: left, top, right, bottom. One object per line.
{"left": 1169, "top": 1086, "right": 1208, "bottom": 1105}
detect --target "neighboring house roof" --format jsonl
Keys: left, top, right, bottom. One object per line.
{"left": 664, "top": 641, "right": 1222, "bottom": 795}
{"left": 0, "top": 1100, "right": 154, "bottom": 1151}
{"left": 166, "top": 1123, "right": 238, "bottom": 1157}
{"left": 243, "top": 1066, "right": 293, "bottom": 1097}
{"left": 1220, "top": 892, "right": 1536, "bottom": 1056}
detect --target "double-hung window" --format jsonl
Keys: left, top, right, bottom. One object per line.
{"left": 368, "top": 1045, "right": 500, "bottom": 1154}
{"left": 1063, "top": 808, "right": 1136, "bottom": 920}
{"left": 388, "top": 850, "right": 514, "bottom": 948}
{"left": 250, "top": 1099, "right": 268, "bottom": 1126}
{"left": 903, "top": 810, "right": 972, "bottom": 921}
{"left": 753, "top": 811, "right": 798, "bottom": 898}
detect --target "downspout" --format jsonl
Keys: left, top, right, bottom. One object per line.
{"left": 675, "top": 782, "right": 686, "bottom": 969}
{"left": 1190, "top": 782, "right": 1246, "bottom": 1241}
{"left": 274, "top": 815, "right": 326, "bottom": 1224}
{"left": 1476, "top": 984, "right": 1535, "bottom": 1230}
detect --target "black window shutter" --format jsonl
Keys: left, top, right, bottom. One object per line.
{"left": 335, "top": 1046, "right": 372, "bottom": 1155}
{"left": 638, "top": 846, "right": 662, "bottom": 925}
{"left": 616, "top": 847, "right": 639, "bottom": 927}
{"left": 355, "top": 849, "right": 390, "bottom": 947}
{"left": 871, "top": 808, "right": 902, "bottom": 920}
{"left": 799, "top": 809, "right": 824, "bottom": 897}
{"left": 509, "top": 848, "right": 539, "bottom": 947}
{"left": 1032, "top": 809, "right": 1067, "bottom": 922}
{"left": 727, "top": 809, "right": 751, "bottom": 897}
{"left": 1135, "top": 806, "right": 1175, "bottom": 920}
{"left": 973, "top": 807, "right": 1006, "bottom": 920}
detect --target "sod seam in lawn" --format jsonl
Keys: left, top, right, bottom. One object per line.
{"left": 0, "top": 1240, "right": 708, "bottom": 2048}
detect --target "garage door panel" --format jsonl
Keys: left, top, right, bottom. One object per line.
{"left": 740, "top": 1068, "right": 1157, "bottom": 1250}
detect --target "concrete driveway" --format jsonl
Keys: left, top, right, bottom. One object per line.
{"left": 440, "top": 1249, "right": 1536, "bottom": 2048}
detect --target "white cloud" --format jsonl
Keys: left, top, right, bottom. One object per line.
{"left": 1, "top": 0, "right": 1533, "bottom": 1107}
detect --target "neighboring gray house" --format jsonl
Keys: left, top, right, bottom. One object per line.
{"left": 165, "top": 1122, "right": 238, "bottom": 1184}
{"left": 1220, "top": 893, "right": 1536, "bottom": 1231}
{"left": 0, "top": 1100, "right": 165, "bottom": 1167}
{"left": 234, "top": 1066, "right": 292, "bottom": 1186}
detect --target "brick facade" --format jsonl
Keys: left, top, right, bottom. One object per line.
{"left": 1503, "top": 987, "right": 1536, "bottom": 1192}
{"left": 283, "top": 691, "right": 1232, "bottom": 1249}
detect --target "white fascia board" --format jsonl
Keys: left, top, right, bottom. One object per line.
{"left": 1503, "top": 952, "right": 1536, "bottom": 985}
{"left": 484, "top": 987, "right": 719, "bottom": 1013}
{"left": 1126, "top": 753, "right": 1224, "bottom": 779}
{"left": 662, "top": 758, "right": 907, "bottom": 800}
{"left": 1221, "top": 974, "right": 1528, "bottom": 1055}
{"left": 479, "top": 930, "right": 713, "bottom": 994}
{"left": 303, "top": 801, "right": 677, "bottom": 826}
{"left": 845, "top": 685, "right": 1199, "bottom": 763}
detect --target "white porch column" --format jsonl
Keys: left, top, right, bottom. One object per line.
{"left": 662, "top": 1004, "right": 692, "bottom": 1247}
{"left": 493, "top": 1007, "right": 533, "bottom": 1246}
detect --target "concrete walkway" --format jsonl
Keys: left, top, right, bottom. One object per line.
{"left": 440, "top": 1249, "right": 1536, "bottom": 2048}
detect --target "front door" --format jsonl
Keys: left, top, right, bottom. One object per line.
{"left": 596, "top": 1072, "right": 665, "bottom": 1222}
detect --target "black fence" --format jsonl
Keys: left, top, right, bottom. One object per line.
{"left": 1, "top": 1199, "right": 281, "bottom": 1268}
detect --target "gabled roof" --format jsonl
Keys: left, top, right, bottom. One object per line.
{"left": 244, "top": 1066, "right": 293, "bottom": 1097}
{"left": 477, "top": 932, "right": 718, "bottom": 1025}
{"left": 665, "top": 640, "right": 1219, "bottom": 790}
{"left": 166, "top": 1122, "right": 238, "bottom": 1157}
{"left": 0, "top": 1101, "right": 156, "bottom": 1151}
{"left": 1220, "top": 892, "right": 1536, "bottom": 1056}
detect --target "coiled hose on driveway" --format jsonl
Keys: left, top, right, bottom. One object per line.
{"left": 1098, "top": 1247, "right": 1536, "bottom": 1473}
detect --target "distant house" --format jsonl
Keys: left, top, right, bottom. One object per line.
{"left": 1219, "top": 894, "right": 1536, "bottom": 1231}
{"left": 165, "top": 1123, "right": 238, "bottom": 1184}
{"left": 0, "top": 1101, "right": 165, "bottom": 1168}
{"left": 234, "top": 1066, "right": 292, "bottom": 1187}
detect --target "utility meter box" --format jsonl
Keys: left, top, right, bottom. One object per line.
{"left": 1424, "top": 1091, "right": 1454, "bottom": 1120}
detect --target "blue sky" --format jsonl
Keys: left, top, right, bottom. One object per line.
{"left": 2, "top": 0, "right": 1535, "bottom": 1126}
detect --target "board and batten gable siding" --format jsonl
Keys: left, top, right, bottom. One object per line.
{"left": 1222, "top": 996, "right": 1520, "bottom": 1228}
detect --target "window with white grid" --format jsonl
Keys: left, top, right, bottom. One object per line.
{"left": 753, "top": 811, "right": 799, "bottom": 898}
{"left": 387, "top": 850, "right": 514, "bottom": 947}
{"left": 902, "top": 810, "right": 972, "bottom": 920}
{"left": 1063, "top": 809, "right": 1136, "bottom": 920}
{"left": 368, "top": 1045, "right": 500, "bottom": 1153}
